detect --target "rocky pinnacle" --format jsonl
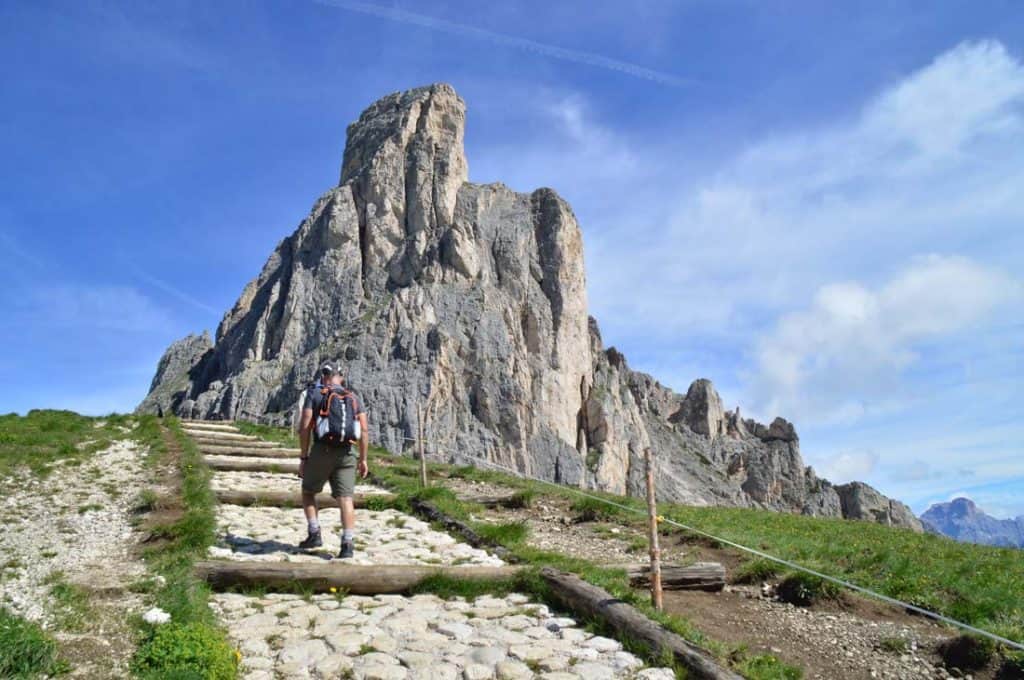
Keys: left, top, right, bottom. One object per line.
{"left": 139, "top": 83, "right": 921, "bottom": 531}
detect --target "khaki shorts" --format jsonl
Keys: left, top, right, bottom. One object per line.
{"left": 302, "top": 441, "right": 356, "bottom": 498}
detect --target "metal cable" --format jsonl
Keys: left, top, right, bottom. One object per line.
{"left": 454, "top": 452, "right": 1024, "bottom": 651}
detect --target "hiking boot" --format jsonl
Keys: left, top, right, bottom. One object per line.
{"left": 298, "top": 529, "right": 322, "bottom": 550}
{"left": 338, "top": 540, "right": 354, "bottom": 559}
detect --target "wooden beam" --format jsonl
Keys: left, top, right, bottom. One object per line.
{"left": 410, "top": 498, "right": 519, "bottom": 564}
{"left": 456, "top": 494, "right": 531, "bottom": 509}
{"left": 540, "top": 568, "right": 741, "bottom": 680}
{"left": 194, "top": 561, "right": 525, "bottom": 595}
{"left": 197, "top": 444, "right": 297, "bottom": 459}
{"left": 205, "top": 458, "right": 300, "bottom": 474}
{"left": 180, "top": 420, "right": 238, "bottom": 431}
{"left": 213, "top": 489, "right": 394, "bottom": 508}
{"left": 625, "top": 563, "right": 726, "bottom": 591}
{"left": 186, "top": 434, "right": 278, "bottom": 446}
{"left": 644, "top": 447, "right": 663, "bottom": 610}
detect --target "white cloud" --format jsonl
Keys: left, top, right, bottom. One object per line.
{"left": 472, "top": 89, "right": 641, "bottom": 194}
{"left": 819, "top": 450, "right": 879, "bottom": 484}
{"left": 750, "top": 255, "right": 1020, "bottom": 424}
{"left": 587, "top": 40, "right": 1024, "bottom": 354}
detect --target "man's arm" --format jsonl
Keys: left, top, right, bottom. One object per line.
{"left": 298, "top": 408, "right": 313, "bottom": 456}
{"left": 297, "top": 407, "right": 313, "bottom": 479}
{"left": 357, "top": 412, "right": 369, "bottom": 478}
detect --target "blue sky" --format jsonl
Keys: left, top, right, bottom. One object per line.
{"left": 1, "top": 1, "right": 1021, "bottom": 517}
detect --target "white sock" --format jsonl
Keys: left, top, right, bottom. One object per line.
{"left": 342, "top": 529, "right": 353, "bottom": 542}
{"left": 308, "top": 519, "right": 320, "bottom": 533}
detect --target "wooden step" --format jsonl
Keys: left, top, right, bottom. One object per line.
{"left": 183, "top": 431, "right": 266, "bottom": 443}
{"left": 205, "top": 458, "right": 299, "bottom": 474}
{"left": 194, "top": 561, "right": 525, "bottom": 595}
{"left": 624, "top": 562, "right": 725, "bottom": 591}
{"left": 214, "top": 489, "right": 394, "bottom": 508}
{"left": 180, "top": 421, "right": 239, "bottom": 432}
{"left": 189, "top": 436, "right": 282, "bottom": 448}
{"left": 198, "top": 444, "right": 297, "bottom": 459}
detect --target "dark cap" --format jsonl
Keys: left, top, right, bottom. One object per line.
{"left": 320, "top": 363, "right": 335, "bottom": 376}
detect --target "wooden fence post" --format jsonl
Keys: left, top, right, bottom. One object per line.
{"left": 417, "top": 403, "right": 427, "bottom": 488}
{"left": 645, "top": 447, "right": 663, "bottom": 611}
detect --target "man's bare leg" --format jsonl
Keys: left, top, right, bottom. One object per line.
{"left": 338, "top": 496, "right": 355, "bottom": 557}
{"left": 302, "top": 492, "right": 319, "bottom": 525}
{"left": 298, "top": 491, "right": 323, "bottom": 548}
{"left": 340, "top": 496, "right": 355, "bottom": 532}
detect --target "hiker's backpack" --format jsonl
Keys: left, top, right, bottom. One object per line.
{"left": 314, "top": 387, "right": 361, "bottom": 446}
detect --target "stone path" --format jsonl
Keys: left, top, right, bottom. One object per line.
{"left": 0, "top": 437, "right": 150, "bottom": 678}
{"left": 185, "top": 422, "right": 676, "bottom": 679}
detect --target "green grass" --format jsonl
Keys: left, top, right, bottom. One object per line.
{"left": 733, "top": 558, "right": 781, "bottom": 584}
{"left": 43, "top": 571, "right": 92, "bottom": 632}
{"left": 775, "top": 572, "right": 841, "bottom": 607}
{"left": 0, "top": 607, "right": 69, "bottom": 678}
{"left": 474, "top": 521, "right": 529, "bottom": 546}
{"left": 879, "top": 636, "right": 909, "bottom": 654}
{"left": 132, "top": 416, "right": 238, "bottom": 680}
{"left": 0, "top": 410, "right": 135, "bottom": 478}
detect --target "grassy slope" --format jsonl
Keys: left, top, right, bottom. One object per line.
{"left": 428, "top": 461, "right": 1024, "bottom": 648}
{"left": 0, "top": 409, "right": 135, "bottom": 478}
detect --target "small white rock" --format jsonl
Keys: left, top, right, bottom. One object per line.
{"left": 142, "top": 607, "right": 171, "bottom": 625}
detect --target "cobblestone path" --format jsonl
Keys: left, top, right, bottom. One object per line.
{"left": 185, "top": 422, "right": 675, "bottom": 680}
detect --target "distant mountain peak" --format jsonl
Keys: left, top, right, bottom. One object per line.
{"left": 921, "top": 499, "right": 1023, "bottom": 549}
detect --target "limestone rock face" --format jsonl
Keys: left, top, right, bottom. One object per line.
{"left": 136, "top": 332, "right": 212, "bottom": 416}
{"left": 140, "top": 83, "right": 918, "bottom": 530}
{"left": 836, "top": 482, "right": 924, "bottom": 532}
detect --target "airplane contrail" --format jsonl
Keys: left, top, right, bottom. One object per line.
{"left": 315, "top": 0, "right": 694, "bottom": 88}
{"left": 125, "top": 262, "right": 221, "bottom": 316}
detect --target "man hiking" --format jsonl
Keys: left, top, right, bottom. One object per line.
{"left": 297, "top": 364, "right": 369, "bottom": 558}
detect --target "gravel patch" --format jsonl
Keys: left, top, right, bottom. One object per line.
{"left": 0, "top": 439, "right": 151, "bottom": 677}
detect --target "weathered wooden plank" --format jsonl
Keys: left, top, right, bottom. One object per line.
{"left": 194, "top": 561, "right": 525, "bottom": 595}
{"left": 456, "top": 494, "right": 533, "bottom": 509}
{"left": 204, "top": 458, "right": 300, "bottom": 474}
{"left": 410, "top": 498, "right": 519, "bottom": 564}
{"left": 185, "top": 432, "right": 276, "bottom": 445}
{"left": 540, "top": 567, "right": 742, "bottom": 680}
{"left": 180, "top": 420, "right": 238, "bottom": 431}
{"left": 625, "top": 562, "right": 726, "bottom": 591}
{"left": 197, "top": 444, "right": 297, "bottom": 459}
{"left": 213, "top": 489, "right": 394, "bottom": 508}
